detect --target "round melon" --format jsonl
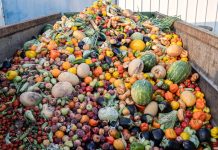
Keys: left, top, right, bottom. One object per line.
{"left": 167, "top": 61, "right": 191, "bottom": 84}
{"left": 130, "top": 32, "right": 144, "bottom": 40}
{"left": 131, "top": 80, "right": 153, "bottom": 106}
{"left": 129, "top": 40, "right": 146, "bottom": 51}
{"left": 141, "top": 53, "right": 157, "bottom": 72}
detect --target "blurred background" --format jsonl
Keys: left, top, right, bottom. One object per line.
{"left": 0, "top": 0, "right": 217, "bottom": 34}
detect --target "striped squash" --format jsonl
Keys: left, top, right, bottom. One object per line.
{"left": 167, "top": 61, "right": 191, "bottom": 84}
{"left": 141, "top": 53, "right": 157, "bottom": 72}
{"left": 131, "top": 80, "right": 153, "bottom": 106}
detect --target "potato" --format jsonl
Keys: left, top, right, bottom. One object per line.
{"left": 52, "top": 82, "right": 74, "bottom": 98}
{"left": 144, "top": 101, "right": 158, "bottom": 116}
{"left": 58, "top": 72, "right": 80, "bottom": 86}
{"left": 20, "top": 92, "right": 42, "bottom": 106}
{"left": 77, "top": 63, "right": 90, "bottom": 78}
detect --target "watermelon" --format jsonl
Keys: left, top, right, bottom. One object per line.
{"left": 141, "top": 53, "right": 157, "bottom": 72}
{"left": 131, "top": 80, "right": 153, "bottom": 106}
{"left": 167, "top": 61, "right": 191, "bottom": 83}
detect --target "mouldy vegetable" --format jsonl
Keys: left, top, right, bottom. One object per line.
{"left": 51, "top": 82, "right": 74, "bottom": 98}
{"left": 19, "top": 92, "right": 42, "bottom": 106}
{"left": 128, "top": 59, "right": 144, "bottom": 76}
{"left": 41, "top": 104, "right": 54, "bottom": 119}
{"left": 58, "top": 72, "right": 80, "bottom": 86}
{"left": 151, "top": 65, "right": 166, "bottom": 79}
{"left": 130, "top": 32, "right": 144, "bottom": 40}
{"left": 98, "top": 107, "right": 119, "bottom": 122}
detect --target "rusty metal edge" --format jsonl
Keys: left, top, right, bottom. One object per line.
{"left": 0, "top": 13, "right": 62, "bottom": 38}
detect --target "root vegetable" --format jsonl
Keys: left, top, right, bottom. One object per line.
{"left": 58, "top": 72, "right": 79, "bottom": 86}
{"left": 77, "top": 63, "right": 90, "bottom": 78}
{"left": 177, "top": 109, "right": 185, "bottom": 121}
{"left": 52, "top": 82, "right": 74, "bottom": 98}
{"left": 144, "top": 101, "right": 158, "bottom": 116}
{"left": 20, "top": 92, "right": 42, "bottom": 106}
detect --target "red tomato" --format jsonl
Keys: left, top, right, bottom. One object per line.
{"left": 140, "top": 123, "right": 149, "bottom": 132}
{"left": 106, "top": 136, "right": 114, "bottom": 144}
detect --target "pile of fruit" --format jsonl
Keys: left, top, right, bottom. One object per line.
{"left": 0, "top": 0, "right": 218, "bottom": 149}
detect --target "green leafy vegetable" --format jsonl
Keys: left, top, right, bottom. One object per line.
{"left": 158, "top": 110, "right": 177, "bottom": 130}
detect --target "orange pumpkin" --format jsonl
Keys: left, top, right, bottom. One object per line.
{"left": 84, "top": 76, "right": 92, "bottom": 84}
{"left": 62, "top": 62, "right": 71, "bottom": 70}
{"left": 89, "top": 119, "right": 99, "bottom": 127}
{"left": 51, "top": 68, "right": 61, "bottom": 78}
{"left": 47, "top": 40, "right": 57, "bottom": 50}
{"left": 94, "top": 67, "right": 103, "bottom": 77}
{"left": 50, "top": 50, "right": 60, "bottom": 59}
{"left": 55, "top": 130, "right": 65, "bottom": 139}
{"left": 169, "top": 84, "right": 179, "bottom": 93}
{"left": 165, "top": 128, "right": 177, "bottom": 140}
{"left": 165, "top": 91, "right": 174, "bottom": 102}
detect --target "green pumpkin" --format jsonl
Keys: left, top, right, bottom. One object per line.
{"left": 131, "top": 80, "right": 153, "bottom": 106}
{"left": 141, "top": 53, "right": 157, "bottom": 72}
{"left": 167, "top": 60, "right": 191, "bottom": 83}
{"left": 130, "top": 32, "right": 144, "bottom": 40}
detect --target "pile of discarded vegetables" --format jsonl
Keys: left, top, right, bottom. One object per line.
{"left": 0, "top": 0, "right": 217, "bottom": 149}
